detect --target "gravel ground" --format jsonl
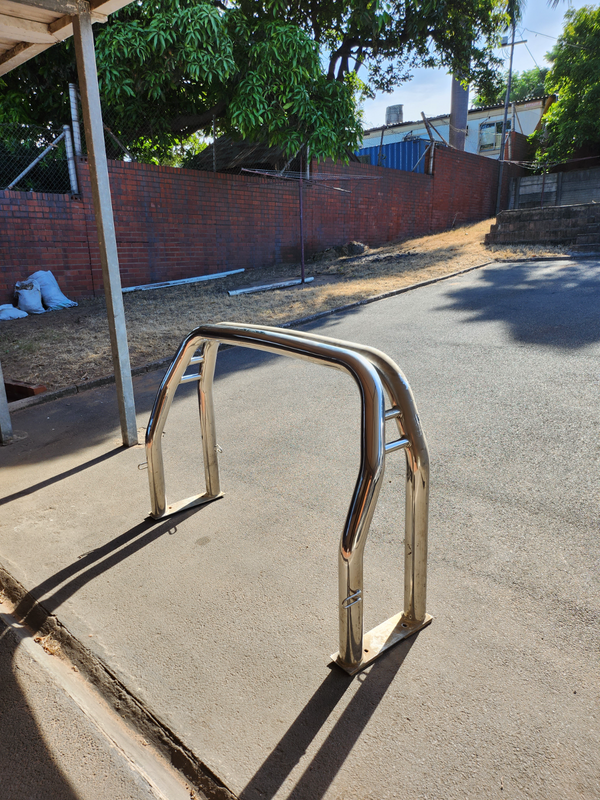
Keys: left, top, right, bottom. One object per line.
{"left": 0, "top": 219, "right": 569, "bottom": 392}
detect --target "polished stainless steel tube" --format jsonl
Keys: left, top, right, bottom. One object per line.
{"left": 235, "top": 324, "right": 430, "bottom": 628}
{"left": 198, "top": 340, "right": 221, "bottom": 499}
{"left": 145, "top": 323, "right": 431, "bottom": 672}
{"left": 146, "top": 334, "right": 208, "bottom": 518}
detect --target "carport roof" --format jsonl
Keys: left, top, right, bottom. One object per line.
{"left": 0, "top": 0, "right": 130, "bottom": 76}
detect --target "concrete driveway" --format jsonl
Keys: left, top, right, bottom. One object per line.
{"left": 1, "top": 258, "right": 598, "bottom": 799}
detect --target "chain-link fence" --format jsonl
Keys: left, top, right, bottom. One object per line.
{"left": 1, "top": 83, "right": 295, "bottom": 194}
{"left": 0, "top": 82, "right": 197, "bottom": 194}
{"left": 0, "top": 123, "right": 72, "bottom": 194}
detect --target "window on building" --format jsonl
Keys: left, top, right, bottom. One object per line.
{"left": 479, "top": 120, "right": 511, "bottom": 151}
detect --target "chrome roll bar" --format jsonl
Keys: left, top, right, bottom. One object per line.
{"left": 145, "top": 323, "right": 431, "bottom": 674}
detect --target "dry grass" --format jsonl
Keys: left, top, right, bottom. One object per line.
{"left": 0, "top": 218, "right": 569, "bottom": 392}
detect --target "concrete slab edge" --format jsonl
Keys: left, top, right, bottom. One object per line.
{"left": 9, "top": 254, "right": 592, "bottom": 414}
{"left": 7, "top": 358, "right": 173, "bottom": 413}
{"left": 0, "top": 564, "right": 237, "bottom": 800}
{"left": 0, "top": 604, "right": 196, "bottom": 800}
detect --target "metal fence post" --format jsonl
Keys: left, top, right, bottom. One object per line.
{"left": 7, "top": 130, "right": 65, "bottom": 190}
{"left": 69, "top": 83, "right": 83, "bottom": 157}
{"left": 63, "top": 125, "right": 79, "bottom": 195}
{"left": 0, "top": 361, "right": 13, "bottom": 446}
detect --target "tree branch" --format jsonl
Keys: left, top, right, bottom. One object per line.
{"left": 327, "top": 37, "right": 361, "bottom": 81}
{"left": 170, "top": 99, "right": 228, "bottom": 136}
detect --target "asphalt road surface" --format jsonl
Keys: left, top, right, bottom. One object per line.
{"left": 1, "top": 258, "right": 598, "bottom": 799}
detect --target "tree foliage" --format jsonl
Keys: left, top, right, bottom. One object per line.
{"left": 533, "top": 5, "right": 600, "bottom": 164}
{"left": 242, "top": 0, "right": 507, "bottom": 93}
{"left": 473, "top": 66, "right": 549, "bottom": 107}
{"left": 0, "top": 0, "right": 513, "bottom": 163}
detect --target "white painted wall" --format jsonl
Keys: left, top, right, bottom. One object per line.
{"left": 361, "top": 100, "right": 545, "bottom": 158}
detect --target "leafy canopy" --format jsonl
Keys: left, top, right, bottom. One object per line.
{"left": 533, "top": 4, "right": 600, "bottom": 163}
{"left": 473, "top": 66, "right": 549, "bottom": 107}
{"left": 0, "top": 0, "right": 513, "bottom": 163}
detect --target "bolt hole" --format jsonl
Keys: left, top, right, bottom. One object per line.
{"left": 364, "top": 649, "right": 368, "bottom": 653}
{"left": 401, "top": 623, "right": 408, "bottom": 628}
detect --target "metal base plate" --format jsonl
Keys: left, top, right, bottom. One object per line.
{"left": 331, "top": 612, "right": 433, "bottom": 676}
{"left": 150, "top": 492, "right": 223, "bottom": 520}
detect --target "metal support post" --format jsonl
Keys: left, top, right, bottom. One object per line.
{"left": 0, "top": 361, "right": 13, "bottom": 446}
{"left": 72, "top": 1, "right": 138, "bottom": 446}
{"left": 63, "top": 125, "right": 79, "bottom": 194}
{"left": 299, "top": 153, "right": 305, "bottom": 284}
{"left": 68, "top": 83, "right": 83, "bottom": 157}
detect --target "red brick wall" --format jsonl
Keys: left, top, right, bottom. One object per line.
{"left": 508, "top": 131, "right": 530, "bottom": 164}
{"left": 0, "top": 146, "right": 521, "bottom": 303}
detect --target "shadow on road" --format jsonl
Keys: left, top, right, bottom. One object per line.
{"left": 0, "top": 446, "right": 124, "bottom": 507}
{"left": 11, "top": 507, "right": 204, "bottom": 629}
{"left": 240, "top": 636, "right": 418, "bottom": 800}
{"left": 439, "top": 259, "right": 600, "bottom": 349}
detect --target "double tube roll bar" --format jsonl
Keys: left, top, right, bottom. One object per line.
{"left": 145, "top": 323, "right": 431, "bottom": 674}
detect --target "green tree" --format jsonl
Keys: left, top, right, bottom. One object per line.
{"left": 533, "top": 5, "right": 600, "bottom": 163}
{"left": 0, "top": 3, "right": 363, "bottom": 163}
{"left": 241, "top": 0, "right": 508, "bottom": 95}
{"left": 473, "top": 66, "right": 549, "bottom": 106}
{"left": 0, "top": 0, "right": 513, "bottom": 163}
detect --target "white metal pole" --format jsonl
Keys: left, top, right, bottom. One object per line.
{"left": 72, "top": 0, "right": 138, "bottom": 446}
{"left": 63, "top": 125, "right": 79, "bottom": 194}
{"left": 69, "top": 83, "right": 83, "bottom": 157}
{"left": 0, "top": 361, "right": 13, "bottom": 446}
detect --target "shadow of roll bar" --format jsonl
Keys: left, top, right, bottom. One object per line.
{"left": 145, "top": 323, "right": 431, "bottom": 674}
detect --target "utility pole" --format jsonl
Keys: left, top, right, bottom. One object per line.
{"left": 495, "top": 22, "right": 519, "bottom": 216}
{"left": 496, "top": 21, "right": 515, "bottom": 216}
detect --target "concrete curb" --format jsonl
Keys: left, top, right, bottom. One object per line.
{"left": 0, "top": 565, "right": 235, "bottom": 800}
{"left": 8, "top": 254, "right": 591, "bottom": 414}
{"left": 8, "top": 357, "right": 173, "bottom": 413}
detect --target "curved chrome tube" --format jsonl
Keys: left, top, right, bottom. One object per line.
{"left": 238, "top": 324, "right": 430, "bottom": 626}
{"left": 145, "top": 323, "right": 431, "bottom": 673}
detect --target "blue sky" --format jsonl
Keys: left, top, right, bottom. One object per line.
{"left": 360, "top": 0, "right": 593, "bottom": 128}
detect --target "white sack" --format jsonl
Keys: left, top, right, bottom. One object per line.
{"left": 14, "top": 280, "right": 45, "bottom": 314}
{"left": 28, "top": 270, "right": 78, "bottom": 310}
{"left": 0, "top": 304, "right": 28, "bottom": 320}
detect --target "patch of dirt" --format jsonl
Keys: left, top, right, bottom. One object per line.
{"left": 0, "top": 219, "right": 570, "bottom": 393}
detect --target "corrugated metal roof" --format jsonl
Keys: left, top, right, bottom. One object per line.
{"left": 188, "top": 136, "right": 360, "bottom": 174}
{"left": 363, "top": 96, "right": 548, "bottom": 135}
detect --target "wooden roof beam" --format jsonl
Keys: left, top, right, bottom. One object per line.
{"left": 0, "top": 5, "right": 106, "bottom": 74}
{"left": 0, "top": 11, "right": 65, "bottom": 42}
{"left": 7, "top": 0, "right": 77, "bottom": 15}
